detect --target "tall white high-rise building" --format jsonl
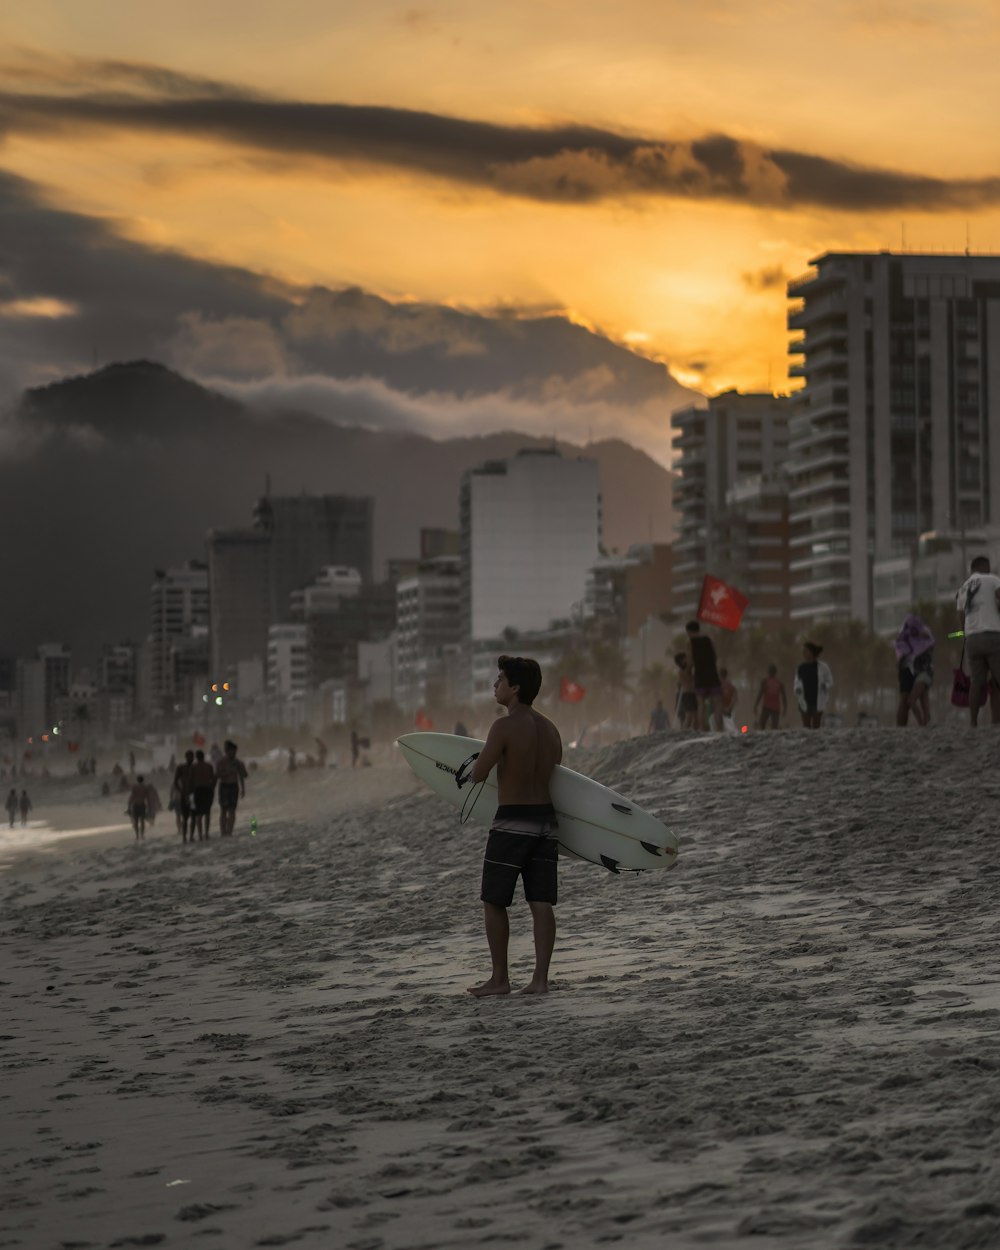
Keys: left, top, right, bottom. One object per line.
{"left": 787, "top": 251, "right": 1000, "bottom": 625}
{"left": 460, "top": 448, "right": 601, "bottom": 701}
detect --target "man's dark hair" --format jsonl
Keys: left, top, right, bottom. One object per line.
{"left": 224, "top": 740, "right": 237, "bottom": 752}
{"left": 137, "top": 774, "right": 144, "bottom": 783}
{"left": 971, "top": 555, "right": 991, "bottom": 573}
{"left": 497, "top": 655, "right": 542, "bottom": 705}
{"left": 685, "top": 620, "right": 701, "bottom": 634}
{"left": 195, "top": 749, "right": 205, "bottom": 762}
{"left": 184, "top": 749, "right": 194, "bottom": 762}
{"left": 767, "top": 664, "right": 777, "bottom": 676}
{"left": 804, "top": 641, "right": 823, "bottom": 658}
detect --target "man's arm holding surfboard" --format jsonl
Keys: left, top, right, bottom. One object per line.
{"left": 469, "top": 719, "right": 507, "bottom": 785}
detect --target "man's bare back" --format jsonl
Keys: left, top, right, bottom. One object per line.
{"left": 492, "top": 706, "right": 562, "bottom": 805}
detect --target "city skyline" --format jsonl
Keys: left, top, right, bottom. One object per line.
{"left": 3, "top": 4, "right": 1000, "bottom": 461}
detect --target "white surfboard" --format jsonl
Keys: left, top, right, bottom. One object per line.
{"left": 396, "top": 732, "right": 678, "bottom": 874}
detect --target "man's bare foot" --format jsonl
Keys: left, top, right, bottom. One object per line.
{"left": 518, "top": 979, "right": 549, "bottom": 995}
{"left": 467, "top": 978, "right": 511, "bottom": 997}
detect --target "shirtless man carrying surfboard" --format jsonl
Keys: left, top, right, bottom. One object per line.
{"left": 465, "top": 654, "right": 563, "bottom": 998}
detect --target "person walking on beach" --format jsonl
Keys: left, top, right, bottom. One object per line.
{"left": 754, "top": 664, "right": 787, "bottom": 729}
{"left": 146, "top": 781, "right": 161, "bottom": 826}
{"left": 686, "top": 620, "right": 723, "bottom": 731}
{"left": 5, "top": 788, "right": 17, "bottom": 827}
{"left": 129, "top": 775, "right": 151, "bottom": 840}
{"left": 955, "top": 556, "right": 1000, "bottom": 727}
{"left": 674, "top": 653, "right": 698, "bottom": 729}
{"left": 216, "top": 740, "right": 248, "bottom": 837}
{"left": 794, "top": 642, "right": 833, "bottom": 729}
{"left": 895, "top": 613, "right": 935, "bottom": 727}
{"left": 190, "top": 749, "right": 216, "bottom": 840}
{"left": 462, "top": 655, "right": 562, "bottom": 998}
{"left": 718, "top": 668, "right": 738, "bottom": 728}
{"left": 172, "top": 749, "right": 195, "bottom": 841}
{"left": 18, "top": 789, "right": 32, "bottom": 826}
{"left": 648, "top": 698, "right": 670, "bottom": 733}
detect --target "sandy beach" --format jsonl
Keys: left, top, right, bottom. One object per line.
{"left": 3, "top": 728, "right": 1000, "bottom": 1249}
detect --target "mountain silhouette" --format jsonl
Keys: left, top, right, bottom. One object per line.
{"left": 2, "top": 361, "right": 676, "bottom": 665}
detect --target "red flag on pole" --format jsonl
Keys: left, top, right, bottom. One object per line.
{"left": 697, "top": 574, "right": 749, "bottom": 631}
{"left": 414, "top": 709, "right": 434, "bottom": 730}
{"left": 559, "top": 677, "right": 587, "bottom": 703}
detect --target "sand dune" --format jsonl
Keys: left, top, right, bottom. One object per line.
{"left": 2, "top": 728, "right": 999, "bottom": 1249}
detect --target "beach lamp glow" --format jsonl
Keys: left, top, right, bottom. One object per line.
{"left": 215, "top": 696, "right": 223, "bottom": 706}
{"left": 223, "top": 682, "right": 230, "bottom": 691}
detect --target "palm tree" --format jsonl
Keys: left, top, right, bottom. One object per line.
{"left": 637, "top": 661, "right": 668, "bottom": 706}
{"left": 588, "top": 640, "right": 631, "bottom": 728}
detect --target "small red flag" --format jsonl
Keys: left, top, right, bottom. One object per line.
{"left": 414, "top": 709, "right": 434, "bottom": 730}
{"left": 560, "top": 677, "right": 587, "bottom": 703}
{"left": 697, "top": 574, "right": 748, "bottom": 631}
{"left": 67, "top": 741, "right": 80, "bottom": 752}
{"left": 193, "top": 732, "right": 206, "bottom": 747}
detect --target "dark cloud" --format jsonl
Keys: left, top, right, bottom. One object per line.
{"left": 0, "top": 170, "right": 696, "bottom": 457}
{"left": 742, "top": 264, "right": 789, "bottom": 291}
{"left": 0, "top": 49, "right": 260, "bottom": 100}
{"left": 0, "top": 168, "right": 290, "bottom": 394}
{"left": 2, "top": 59, "right": 999, "bottom": 210}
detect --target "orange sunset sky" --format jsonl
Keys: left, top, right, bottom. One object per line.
{"left": 2, "top": 1, "right": 1000, "bottom": 462}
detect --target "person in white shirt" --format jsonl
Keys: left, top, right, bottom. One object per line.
{"left": 955, "top": 555, "right": 1000, "bottom": 726}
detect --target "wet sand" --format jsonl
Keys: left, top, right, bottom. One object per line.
{"left": 2, "top": 729, "right": 999, "bottom": 1249}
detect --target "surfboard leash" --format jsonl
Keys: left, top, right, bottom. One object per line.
{"left": 455, "top": 752, "right": 486, "bottom": 825}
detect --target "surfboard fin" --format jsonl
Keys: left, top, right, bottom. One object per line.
{"left": 600, "top": 855, "right": 621, "bottom": 874}
{"left": 640, "top": 841, "right": 662, "bottom": 856}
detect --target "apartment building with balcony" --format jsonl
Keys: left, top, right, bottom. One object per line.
{"left": 871, "top": 526, "right": 1000, "bottom": 635}
{"left": 713, "top": 476, "right": 792, "bottom": 626}
{"left": 395, "top": 554, "right": 462, "bottom": 712}
{"left": 787, "top": 251, "right": 1000, "bottom": 625}
{"left": 670, "top": 391, "right": 790, "bottom": 617}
